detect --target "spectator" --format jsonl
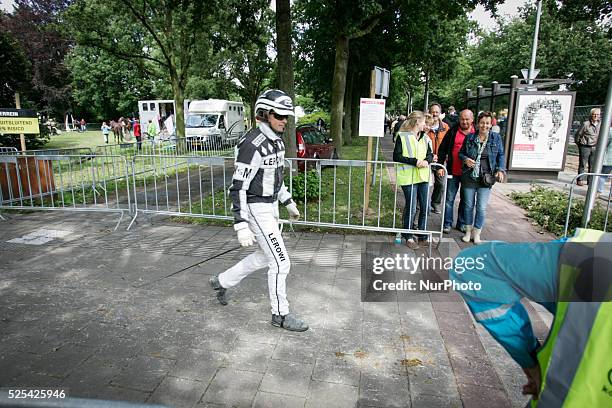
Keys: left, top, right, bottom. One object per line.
{"left": 101, "top": 121, "right": 111, "bottom": 144}
{"left": 393, "top": 114, "right": 407, "bottom": 143}
{"left": 80, "top": 118, "right": 86, "bottom": 132}
{"left": 147, "top": 119, "right": 157, "bottom": 139}
{"left": 450, "top": 228, "right": 611, "bottom": 405}
{"left": 437, "top": 109, "right": 474, "bottom": 234}
{"left": 133, "top": 119, "right": 142, "bottom": 150}
{"left": 443, "top": 105, "right": 459, "bottom": 128}
{"left": 427, "top": 103, "right": 450, "bottom": 214}
{"left": 393, "top": 110, "right": 433, "bottom": 249}
{"left": 459, "top": 111, "right": 506, "bottom": 244}
{"left": 596, "top": 126, "right": 611, "bottom": 198}
{"left": 575, "top": 108, "right": 601, "bottom": 186}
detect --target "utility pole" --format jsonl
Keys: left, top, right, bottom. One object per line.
{"left": 582, "top": 73, "right": 612, "bottom": 226}
{"left": 528, "top": 0, "right": 542, "bottom": 85}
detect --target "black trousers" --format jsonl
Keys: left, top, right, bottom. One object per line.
{"left": 577, "top": 144, "right": 596, "bottom": 183}
{"left": 431, "top": 169, "right": 445, "bottom": 207}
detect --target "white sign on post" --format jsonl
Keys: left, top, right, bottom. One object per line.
{"left": 374, "top": 67, "right": 390, "bottom": 97}
{"left": 359, "top": 98, "right": 386, "bottom": 137}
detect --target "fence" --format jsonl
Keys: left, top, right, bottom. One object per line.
{"left": 127, "top": 154, "right": 447, "bottom": 250}
{"left": 564, "top": 172, "right": 611, "bottom": 237}
{"left": 0, "top": 154, "right": 131, "bottom": 230}
{"left": 0, "top": 147, "right": 18, "bottom": 155}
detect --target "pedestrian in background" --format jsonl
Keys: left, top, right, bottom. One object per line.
{"left": 437, "top": 109, "right": 474, "bottom": 233}
{"left": 459, "top": 111, "right": 506, "bottom": 244}
{"left": 393, "top": 110, "right": 433, "bottom": 249}
{"left": 101, "top": 121, "right": 110, "bottom": 144}
{"left": 133, "top": 119, "right": 142, "bottom": 150}
{"left": 427, "top": 103, "right": 450, "bottom": 214}
{"left": 575, "top": 108, "right": 601, "bottom": 186}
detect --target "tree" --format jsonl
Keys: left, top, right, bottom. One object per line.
{"left": 65, "top": 46, "right": 155, "bottom": 120}
{"left": 1, "top": 0, "right": 73, "bottom": 116}
{"left": 276, "top": 0, "right": 297, "bottom": 157}
{"left": 0, "top": 27, "right": 31, "bottom": 107}
{"left": 64, "top": 0, "right": 217, "bottom": 138}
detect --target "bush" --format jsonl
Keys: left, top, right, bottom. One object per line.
{"left": 0, "top": 124, "right": 50, "bottom": 150}
{"left": 286, "top": 170, "right": 322, "bottom": 202}
{"left": 297, "top": 111, "right": 330, "bottom": 127}
{"left": 509, "top": 185, "right": 610, "bottom": 237}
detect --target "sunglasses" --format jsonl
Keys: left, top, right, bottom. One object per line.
{"left": 271, "top": 113, "right": 289, "bottom": 121}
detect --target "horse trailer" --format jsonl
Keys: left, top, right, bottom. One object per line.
{"left": 138, "top": 99, "right": 191, "bottom": 135}
{"left": 185, "top": 99, "right": 246, "bottom": 149}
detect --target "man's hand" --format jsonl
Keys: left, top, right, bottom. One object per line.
{"left": 437, "top": 168, "right": 445, "bottom": 178}
{"left": 522, "top": 364, "right": 541, "bottom": 399}
{"left": 286, "top": 202, "right": 300, "bottom": 221}
{"left": 237, "top": 228, "right": 255, "bottom": 247}
{"left": 416, "top": 160, "right": 429, "bottom": 168}
{"left": 464, "top": 158, "right": 476, "bottom": 168}
{"left": 495, "top": 171, "right": 505, "bottom": 183}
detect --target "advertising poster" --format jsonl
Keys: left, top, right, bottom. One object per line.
{"left": 509, "top": 92, "right": 575, "bottom": 170}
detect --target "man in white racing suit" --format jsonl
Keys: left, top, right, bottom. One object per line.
{"left": 210, "top": 89, "right": 308, "bottom": 332}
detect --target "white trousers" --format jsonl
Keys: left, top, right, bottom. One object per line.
{"left": 218, "top": 202, "right": 291, "bottom": 315}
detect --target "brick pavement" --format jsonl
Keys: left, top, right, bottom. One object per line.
{"left": 0, "top": 137, "right": 558, "bottom": 407}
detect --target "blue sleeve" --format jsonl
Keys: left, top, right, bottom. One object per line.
{"left": 450, "top": 241, "right": 563, "bottom": 368}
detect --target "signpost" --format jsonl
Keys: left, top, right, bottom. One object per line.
{"left": 359, "top": 67, "right": 388, "bottom": 213}
{"left": 1, "top": 104, "right": 39, "bottom": 152}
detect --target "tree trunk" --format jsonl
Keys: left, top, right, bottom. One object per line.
{"left": 343, "top": 66, "right": 354, "bottom": 146}
{"left": 275, "top": 0, "right": 297, "bottom": 158}
{"left": 351, "top": 70, "right": 364, "bottom": 142}
{"left": 330, "top": 35, "right": 349, "bottom": 154}
{"left": 171, "top": 72, "right": 185, "bottom": 138}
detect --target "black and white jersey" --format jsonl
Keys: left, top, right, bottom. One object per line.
{"left": 229, "top": 122, "right": 293, "bottom": 230}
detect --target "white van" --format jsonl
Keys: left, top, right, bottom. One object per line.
{"left": 185, "top": 99, "right": 246, "bottom": 148}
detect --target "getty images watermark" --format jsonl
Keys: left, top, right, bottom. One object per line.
{"left": 361, "top": 242, "right": 485, "bottom": 302}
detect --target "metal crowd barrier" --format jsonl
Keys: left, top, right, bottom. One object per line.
{"left": 0, "top": 154, "right": 131, "bottom": 230}
{"left": 127, "top": 154, "right": 234, "bottom": 230}
{"left": 564, "top": 172, "right": 611, "bottom": 237}
{"left": 0, "top": 147, "right": 19, "bottom": 155}
{"left": 285, "top": 157, "right": 447, "bottom": 248}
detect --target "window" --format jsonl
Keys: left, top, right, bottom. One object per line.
{"left": 142, "top": 103, "right": 148, "bottom": 112}
{"left": 149, "top": 103, "right": 155, "bottom": 111}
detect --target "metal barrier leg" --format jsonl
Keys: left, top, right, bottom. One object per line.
{"left": 127, "top": 211, "right": 139, "bottom": 231}
{"left": 114, "top": 210, "right": 124, "bottom": 231}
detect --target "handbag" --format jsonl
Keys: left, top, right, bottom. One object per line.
{"left": 482, "top": 172, "right": 496, "bottom": 187}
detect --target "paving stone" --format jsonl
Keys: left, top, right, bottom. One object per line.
{"left": 169, "top": 348, "right": 227, "bottom": 382}
{"left": 252, "top": 391, "right": 306, "bottom": 408}
{"left": 111, "top": 355, "right": 174, "bottom": 392}
{"left": 358, "top": 371, "right": 410, "bottom": 408}
{"left": 305, "top": 380, "right": 358, "bottom": 408}
{"left": 449, "top": 354, "right": 505, "bottom": 389}
{"left": 456, "top": 382, "right": 512, "bottom": 408}
{"left": 236, "top": 319, "right": 282, "bottom": 345}
{"left": 440, "top": 330, "right": 487, "bottom": 360}
{"left": 318, "top": 328, "right": 363, "bottom": 354}
{"left": 312, "top": 356, "right": 360, "bottom": 387}
{"left": 411, "top": 393, "right": 462, "bottom": 408}
{"left": 201, "top": 368, "right": 262, "bottom": 407}
{"left": 225, "top": 341, "right": 275, "bottom": 373}
{"left": 434, "top": 309, "right": 476, "bottom": 334}
{"left": 148, "top": 376, "right": 207, "bottom": 408}
{"left": 272, "top": 334, "right": 318, "bottom": 363}
{"left": 407, "top": 364, "right": 460, "bottom": 400}
{"left": 259, "top": 360, "right": 314, "bottom": 398}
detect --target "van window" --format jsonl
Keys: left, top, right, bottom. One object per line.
{"left": 186, "top": 113, "right": 219, "bottom": 128}
{"left": 219, "top": 115, "right": 225, "bottom": 129}
{"left": 149, "top": 103, "right": 155, "bottom": 111}
{"left": 142, "top": 103, "right": 148, "bottom": 112}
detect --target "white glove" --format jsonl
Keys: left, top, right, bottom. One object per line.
{"left": 237, "top": 228, "right": 255, "bottom": 247}
{"left": 286, "top": 202, "right": 300, "bottom": 221}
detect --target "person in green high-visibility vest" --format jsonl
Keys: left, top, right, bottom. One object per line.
{"left": 449, "top": 228, "right": 612, "bottom": 407}
{"left": 393, "top": 110, "right": 433, "bottom": 249}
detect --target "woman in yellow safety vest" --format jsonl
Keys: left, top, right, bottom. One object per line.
{"left": 393, "top": 110, "right": 433, "bottom": 249}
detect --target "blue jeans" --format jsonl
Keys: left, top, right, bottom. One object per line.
{"left": 597, "top": 165, "right": 612, "bottom": 193}
{"left": 462, "top": 184, "right": 492, "bottom": 229}
{"left": 443, "top": 176, "right": 465, "bottom": 229}
{"left": 401, "top": 182, "right": 428, "bottom": 240}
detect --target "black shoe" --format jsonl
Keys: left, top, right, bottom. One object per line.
{"left": 271, "top": 313, "right": 309, "bottom": 332}
{"left": 209, "top": 276, "right": 228, "bottom": 306}
{"left": 430, "top": 206, "right": 441, "bottom": 214}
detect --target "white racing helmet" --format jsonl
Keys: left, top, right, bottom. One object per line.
{"left": 255, "top": 89, "right": 295, "bottom": 120}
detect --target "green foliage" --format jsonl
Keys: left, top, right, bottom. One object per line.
{"left": 286, "top": 170, "right": 322, "bottom": 202}
{"left": 509, "top": 185, "right": 610, "bottom": 237}
{"left": 298, "top": 111, "right": 330, "bottom": 126}
{"left": 0, "top": 124, "right": 50, "bottom": 150}
{"left": 0, "top": 29, "right": 31, "bottom": 107}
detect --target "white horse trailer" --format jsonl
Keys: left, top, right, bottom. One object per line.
{"left": 185, "top": 99, "right": 246, "bottom": 149}
{"left": 138, "top": 99, "right": 191, "bottom": 135}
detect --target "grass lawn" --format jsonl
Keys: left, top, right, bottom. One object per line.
{"left": 44, "top": 130, "right": 108, "bottom": 151}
